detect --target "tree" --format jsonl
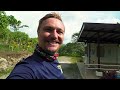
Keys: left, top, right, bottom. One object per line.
{"left": 0, "top": 11, "right": 9, "bottom": 29}
{"left": 58, "top": 42, "right": 85, "bottom": 57}
{"left": 8, "top": 15, "right": 29, "bottom": 32}
{"left": 0, "top": 11, "right": 10, "bottom": 43}
{"left": 71, "top": 32, "right": 79, "bottom": 43}
{"left": 7, "top": 15, "right": 21, "bottom": 31}
{"left": 0, "top": 11, "right": 38, "bottom": 53}
{"left": 58, "top": 32, "right": 85, "bottom": 57}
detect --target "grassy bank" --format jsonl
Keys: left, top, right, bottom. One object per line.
{"left": 0, "top": 66, "right": 14, "bottom": 79}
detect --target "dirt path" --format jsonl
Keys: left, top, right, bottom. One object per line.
{"left": 58, "top": 56, "right": 82, "bottom": 79}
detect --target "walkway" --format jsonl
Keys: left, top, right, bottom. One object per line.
{"left": 77, "top": 62, "right": 100, "bottom": 79}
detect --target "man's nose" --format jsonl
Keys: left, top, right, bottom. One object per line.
{"left": 51, "top": 30, "right": 58, "bottom": 39}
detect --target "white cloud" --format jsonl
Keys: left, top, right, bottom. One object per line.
{"left": 5, "top": 11, "right": 120, "bottom": 44}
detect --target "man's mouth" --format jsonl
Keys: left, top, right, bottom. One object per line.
{"left": 48, "top": 41, "right": 59, "bottom": 45}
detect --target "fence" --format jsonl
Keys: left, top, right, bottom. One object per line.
{"left": 85, "top": 63, "right": 120, "bottom": 71}
{"left": 84, "top": 63, "right": 120, "bottom": 78}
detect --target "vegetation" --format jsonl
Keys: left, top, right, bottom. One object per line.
{"left": 0, "top": 66, "right": 13, "bottom": 77}
{"left": 58, "top": 32, "right": 85, "bottom": 58}
{"left": 71, "top": 57, "right": 83, "bottom": 63}
{"left": 0, "top": 11, "right": 38, "bottom": 53}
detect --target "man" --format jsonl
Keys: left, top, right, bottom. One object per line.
{"left": 6, "top": 12, "right": 65, "bottom": 79}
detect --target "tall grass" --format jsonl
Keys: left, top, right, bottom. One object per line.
{"left": 0, "top": 43, "right": 34, "bottom": 53}
{"left": 0, "top": 44, "right": 11, "bottom": 52}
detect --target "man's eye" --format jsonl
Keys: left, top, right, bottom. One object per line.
{"left": 44, "top": 28, "right": 52, "bottom": 32}
{"left": 57, "top": 31, "right": 64, "bottom": 35}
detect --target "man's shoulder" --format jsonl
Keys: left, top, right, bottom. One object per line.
{"left": 16, "top": 55, "right": 34, "bottom": 66}
{"left": 17, "top": 54, "right": 42, "bottom": 66}
{"left": 6, "top": 55, "right": 37, "bottom": 79}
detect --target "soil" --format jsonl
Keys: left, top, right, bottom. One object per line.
{"left": 0, "top": 51, "right": 31, "bottom": 59}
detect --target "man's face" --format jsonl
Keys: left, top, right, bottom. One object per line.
{"left": 38, "top": 18, "right": 65, "bottom": 53}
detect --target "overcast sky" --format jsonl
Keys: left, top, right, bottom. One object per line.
{"left": 5, "top": 11, "right": 120, "bottom": 44}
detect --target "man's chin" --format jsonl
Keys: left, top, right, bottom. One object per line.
{"left": 48, "top": 47, "right": 58, "bottom": 52}
{"left": 48, "top": 49, "right": 56, "bottom": 53}
{"left": 45, "top": 49, "right": 57, "bottom": 55}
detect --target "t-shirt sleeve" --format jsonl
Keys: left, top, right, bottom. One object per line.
{"left": 6, "top": 63, "right": 35, "bottom": 79}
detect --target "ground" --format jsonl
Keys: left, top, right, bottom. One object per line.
{"left": 0, "top": 52, "right": 82, "bottom": 79}
{"left": 58, "top": 56, "right": 82, "bottom": 79}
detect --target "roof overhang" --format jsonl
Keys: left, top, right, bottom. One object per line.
{"left": 77, "top": 22, "right": 120, "bottom": 44}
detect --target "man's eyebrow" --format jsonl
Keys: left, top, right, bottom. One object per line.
{"left": 57, "top": 28, "right": 65, "bottom": 32}
{"left": 44, "top": 26, "right": 64, "bottom": 32}
{"left": 44, "top": 26, "right": 52, "bottom": 29}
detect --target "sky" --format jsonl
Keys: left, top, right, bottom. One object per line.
{"left": 5, "top": 11, "right": 120, "bottom": 44}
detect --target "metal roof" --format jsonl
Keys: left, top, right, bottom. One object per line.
{"left": 77, "top": 22, "right": 120, "bottom": 44}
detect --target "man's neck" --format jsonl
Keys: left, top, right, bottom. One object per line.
{"left": 34, "top": 44, "right": 59, "bottom": 61}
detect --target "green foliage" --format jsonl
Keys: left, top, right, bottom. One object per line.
{"left": 0, "top": 44, "right": 10, "bottom": 51}
{"left": 26, "top": 38, "right": 38, "bottom": 52}
{"left": 71, "top": 32, "right": 79, "bottom": 43}
{"left": 58, "top": 32, "right": 85, "bottom": 57}
{"left": 7, "top": 15, "right": 21, "bottom": 31}
{"left": 0, "top": 11, "right": 38, "bottom": 53}
{"left": 0, "top": 11, "right": 9, "bottom": 29}
{"left": 0, "top": 66, "right": 14, "bottom": 77}
{"left": 58, "top": 31, "right": 85, "bottom": 57}
{"left": 58, "top": 42, "right": 85, "bottom": 57}
{"left": 71, "top": 57, "right": 83, "bottom": 62}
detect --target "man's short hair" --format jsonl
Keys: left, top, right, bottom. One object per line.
{"left": 37, "top": 12, "right": 63, "bottom": 33}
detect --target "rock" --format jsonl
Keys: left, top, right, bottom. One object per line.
{"left": 0, "top": 57, "right": 8, "bottom": 71}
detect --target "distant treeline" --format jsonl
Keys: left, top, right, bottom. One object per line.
{"left": 58, "top": 42, "right": 85, "bottom": 57}
{"left": 58, "top": 32, "right": 85, "bottom": 57}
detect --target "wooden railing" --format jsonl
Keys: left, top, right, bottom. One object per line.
{"left": 83, "top": 64, "right": 120, "bottom": 78}
{"left": 85, "top": 64, "right": 120, "bottom": 71}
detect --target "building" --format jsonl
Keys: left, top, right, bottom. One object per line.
{"left": 77, "top": 22, "right": 120, "bottom": 78}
